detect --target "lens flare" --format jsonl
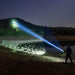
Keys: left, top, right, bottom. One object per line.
{"left": 11, "top": 20, "right": 64, "bottom": 52}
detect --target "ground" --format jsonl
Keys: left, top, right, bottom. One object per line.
{"left": 0, "top": 46, "right": 75, "bottom": 75}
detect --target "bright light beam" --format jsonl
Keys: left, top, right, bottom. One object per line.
{"left": 12, "top": 20, "right": 64, "bottom": 52}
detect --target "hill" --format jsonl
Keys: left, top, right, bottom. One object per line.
{"left": 0, "top": 18, "right": 44, "bottom": 36}
{"left": 0, "top": 18, "right": 75, "bottom": 37}
{"left": 1, "top": 17, "right": 75, "bottom": 46}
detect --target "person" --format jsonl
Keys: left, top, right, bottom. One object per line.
{"left": 65, "top": 44, "right": 73, "bottom": 64}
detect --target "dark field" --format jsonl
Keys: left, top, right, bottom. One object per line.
{"left": 0, "top": 46, "right": 75, "bottom": 75}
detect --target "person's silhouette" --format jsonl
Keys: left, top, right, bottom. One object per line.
{"left": 65, "top": 44, "right": 73, "bottom": 64}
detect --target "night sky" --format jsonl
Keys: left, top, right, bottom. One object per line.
{"left": 0, "top": 0, "right": 75, "bottom": 27}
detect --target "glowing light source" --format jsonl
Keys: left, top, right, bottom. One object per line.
{"left": 11, "top": 19, "right": 19, "bottom": 28}
{"left": 11, "top": 20, "right": 64, "bottom": 52}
